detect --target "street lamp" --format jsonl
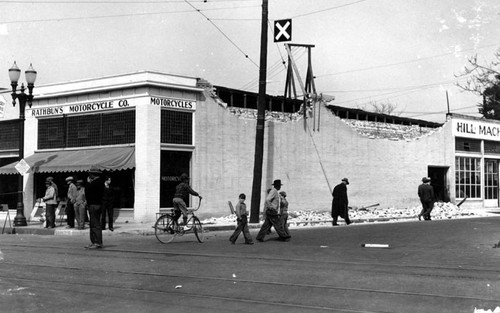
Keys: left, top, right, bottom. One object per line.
{"left": 9, "top": 61, "right": 37, "bottom": 227}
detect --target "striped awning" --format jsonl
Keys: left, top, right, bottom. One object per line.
{"left": 0, "top": 146, "right": 135, "bottom": 174}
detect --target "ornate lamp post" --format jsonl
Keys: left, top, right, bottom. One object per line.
{"left": 9, "top": 61, "right": 37, "bottom": 226}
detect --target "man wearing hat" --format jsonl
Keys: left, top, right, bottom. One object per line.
{"left": 85, "top": 169, "right": 104, "bottom": 249}
{"left": 417, "top": 177, "right": 435, "bottom": 221}
{"left": 40, "top": 178, "right": 58, "bottom": 228}
{"left": 256, "top": 179, "right": 291, "bottom": 242}
{"left": 65, "top": 176, "right": 77, "bottom": 229}
{"left": 74, "top": 180, "right": 87, "bottom": 230}
{"left": 331, "top": 178, "right": 352, "bottom": 226}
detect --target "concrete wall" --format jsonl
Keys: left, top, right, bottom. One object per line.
{"left": 193, "top": 91, "right": 454, "bottom": 218}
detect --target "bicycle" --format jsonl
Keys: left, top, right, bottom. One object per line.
{"left": 154, "top": 199, "right": 204, "bottom": 243}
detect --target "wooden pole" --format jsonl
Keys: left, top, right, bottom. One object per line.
{"left": 250, "top": 0, "right": 268, "bottom": 223}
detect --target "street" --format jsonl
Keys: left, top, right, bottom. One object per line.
{"left": 1, "top": 217, "right": 500, "bottom": 313}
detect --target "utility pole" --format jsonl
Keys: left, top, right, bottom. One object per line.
{"left": 250, "top": 0, "right": 268, "bottom": 223}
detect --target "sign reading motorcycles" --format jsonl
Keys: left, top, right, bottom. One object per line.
{"left": 28, "top": 96, "right": 196, "bottom": 117}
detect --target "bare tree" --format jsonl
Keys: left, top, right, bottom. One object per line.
{"left": 359, "top": 101, "right": 399, "bottom": 115}
{"left": 456, "top": 50, "right": 500, "bottom": 119}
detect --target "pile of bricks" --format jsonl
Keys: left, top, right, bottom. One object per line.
{"left": 201, "top": 202, "right": 485, "bottom": 227}
{"left": 342, "top": 119, "right": 437, "bottom": 140}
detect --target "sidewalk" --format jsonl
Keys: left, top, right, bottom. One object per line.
{"left": 4, "top": 206, "right": 499, "bottom": 236}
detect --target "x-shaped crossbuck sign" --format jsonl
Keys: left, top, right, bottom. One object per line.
{"left": 274, "top": 19, "right": 292, "bottom": 42}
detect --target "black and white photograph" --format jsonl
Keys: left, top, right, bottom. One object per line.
{"left": 1, "top": 1, "right": 500, "bottom": 312}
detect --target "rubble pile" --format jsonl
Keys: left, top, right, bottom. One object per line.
{"left": 227, "top": 107, "right": 301, "bottom": 123}
{"left": 342, "top": 119, "right": 437, "bottom": 140}
{"left": 201, "top": 202, "right": 485, "bottom": 226}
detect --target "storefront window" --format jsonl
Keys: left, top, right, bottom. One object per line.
{"left": 38, "top": 110, "right": 135, "bottom": 149}
{"left": 485, "top": 159, "right": 499, "bottom": 200}
{"left": 161, "top": 110, "right": 192, "bottom": 145}
{"left": 0, "top": 120, "right": 20, "bottom": 150}
{"left": 455, "top": 157, "right": 481, "bottom": 199}
{"left": 455, "top": 138, "right": 481, "bottom": 152}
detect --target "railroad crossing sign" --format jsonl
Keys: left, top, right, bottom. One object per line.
{"left": 274, "top": 19, "right": 292, "bottom": 42}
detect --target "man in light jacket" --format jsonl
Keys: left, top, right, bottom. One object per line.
{"left": 41, "top": 178, "right": 58, "bottom": 228}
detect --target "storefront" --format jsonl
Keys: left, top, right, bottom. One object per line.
{"left": 0, "top": 71, "right": 202, "bottom": 222}
{"left": 452, "top": 115, "right": 500, "bottom": 208}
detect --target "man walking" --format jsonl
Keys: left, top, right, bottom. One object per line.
{"left": 417, "top": 177, "right": 435, "bottom": 221}
{"left": 85, "top": 169, "right": 104, "bottom": 249}
{"left": 331, "top": 178, "right": 351, "bottom": 226}
{"left": 256, "top": 179, "right": 291, "bottom": 242}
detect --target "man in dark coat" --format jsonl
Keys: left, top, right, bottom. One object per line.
{"left": 331, "top": 178, "right": 351, "bottom": 226}
{"left": 417, "top": 177, "right": 435, "bottom": 221}
{"left": 85, "top": 169, "right": 104, "bottom": 249}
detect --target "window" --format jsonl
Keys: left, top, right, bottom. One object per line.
{"left": 485, "top": 160, "right": 499, "bottom": 200}
{"left": 38, "top": 110, "right": 135, "bottom": 149}
{"left": 161, "top": 110, "right": 192, "bottom": 145}
{"left": 455, "top": 138, "right": 481, "bottom": 152}
{"left": 484, "top": 140, "right": 500, "bottom": 154}
{"left": 0, "top": 120, "right": 20, "bottom": 150}
{"left": 455, "top": 157, "right": 481, "bottom": 199}
{"left": 38, "top": 118, "right": 65, "bottom": 149}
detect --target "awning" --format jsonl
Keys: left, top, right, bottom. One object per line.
{"left": 0, "top": 146, "right": 135, "bottom": 174}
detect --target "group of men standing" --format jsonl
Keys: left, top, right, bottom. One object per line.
{"left": 40, "top": 169, "right": 115, "bottom": 249}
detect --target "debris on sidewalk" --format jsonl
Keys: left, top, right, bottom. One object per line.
{"left": 201, "top": 202, "right": 489, "bottom": 227}
{"left": 474, "top": 307, "right": 500, "bottom": 313}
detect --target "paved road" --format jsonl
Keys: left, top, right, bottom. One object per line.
{"left": 1, "top": 217, "right": 499, "bottom": 313}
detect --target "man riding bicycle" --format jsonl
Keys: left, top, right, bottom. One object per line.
{"left": 173, "top": 173, "right": 202, "bottom": 230}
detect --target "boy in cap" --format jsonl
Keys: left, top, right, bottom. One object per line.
{"left": 279, "top": 191, "right": 290, "bottom": 238}
{"left": 229, "top": 193, "right": 254, "bottom": 245}
{"left": 172, "top": 173, "right": 202, "bottom": 230}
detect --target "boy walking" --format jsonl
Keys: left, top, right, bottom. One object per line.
{"left": 229, "top": 193, "right": 254, "bottom": 245}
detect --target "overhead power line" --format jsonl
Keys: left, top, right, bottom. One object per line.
{"left": 0, "top": 0, "right": 257, "bottom": 3}
{"left": 2, "top": 4, "right": 259, "bottom": 24}
{"left": 290, "top": 0, "right": 369, "bottom": 19}
{"left": 316, "top": 43, "right": 500, "bottom": 78}
{"left": 210, "top": 0, "right": 370, "bottom": 21}
{"left": 183, "top": 0, "right": 259, "bottom": 68}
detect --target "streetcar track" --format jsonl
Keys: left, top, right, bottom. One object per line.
{"left": 0, "top": 259, "right": 498, "bottom": 303}
{"left": 2, "top": 243, "right": 500, "bottom": 275}
{"left": 0, "top": 275, "right": 381, "bottom": 313}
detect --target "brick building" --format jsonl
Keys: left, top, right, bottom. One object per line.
{"left": 0, "top": 71, "right": 498, "bottom": 223}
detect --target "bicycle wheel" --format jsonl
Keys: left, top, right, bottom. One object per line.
{"left": 192, "top": 216, "right": 204, "bottom": 243}
{"left": 155, "top": 214, "right": 177, "bottom": 244}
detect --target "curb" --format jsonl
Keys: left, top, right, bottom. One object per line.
{"left": 6, "top": 213, "right": 493, "bottom": 237}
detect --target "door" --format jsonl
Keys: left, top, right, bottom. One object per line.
{"left": 428, "top": 166, "right": 449, "bottom": 202}
{"left": 484, "top": 159, "right": 499, "bottom": 207}
{"left": 159, "top": 151, "right": 191, "bottom": 208}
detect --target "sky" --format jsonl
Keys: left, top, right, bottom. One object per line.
{"left": 1, "top": 0, "right": 500, "bottom": 123}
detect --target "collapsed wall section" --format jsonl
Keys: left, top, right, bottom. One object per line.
{"left": 194, "top": 90, "right": 452, "bottom": 218}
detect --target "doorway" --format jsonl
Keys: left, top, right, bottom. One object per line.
{"left": 428, "top": 166, "right": 449, "bottom": 202}
{"left": 160, "top": 151, "right": 191, "bottom": 208}
{"left": 484, "top": 159, "right": 499, "bottom": 208}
